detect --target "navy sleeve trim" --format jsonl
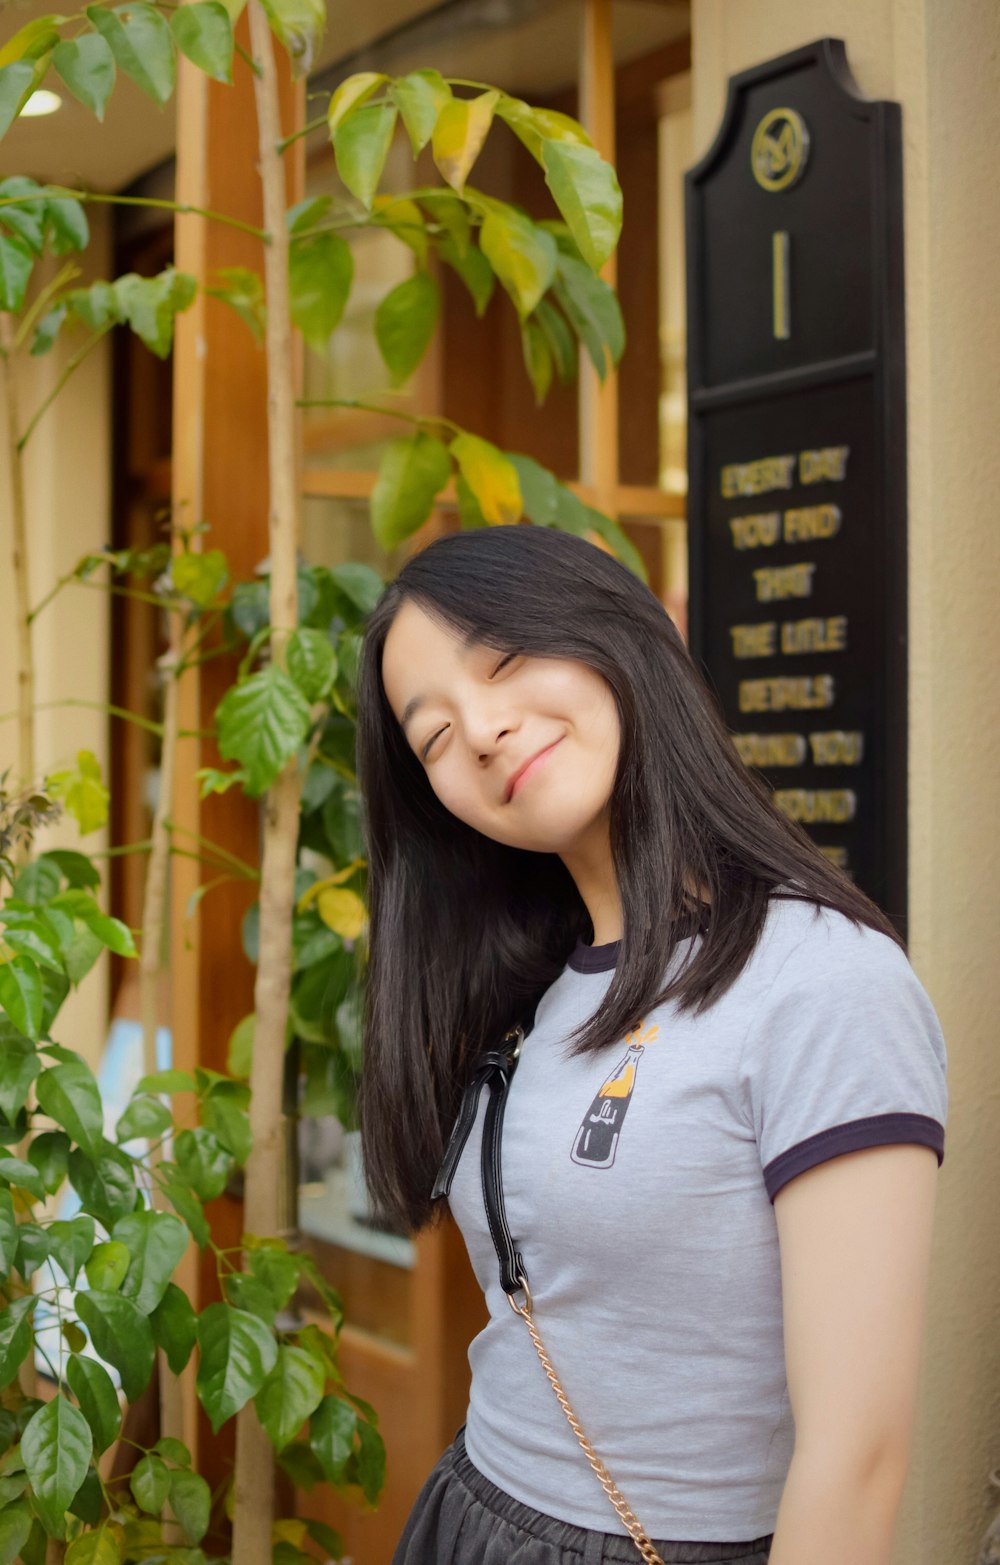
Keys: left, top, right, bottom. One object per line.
{"left": 764, "top": 1113, "right": 945, "bottom": 1202}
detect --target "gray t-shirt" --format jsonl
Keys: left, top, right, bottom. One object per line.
{"left": 448, "top": 896, "right": 948, "bottom": 1541}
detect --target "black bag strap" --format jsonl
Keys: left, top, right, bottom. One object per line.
{"left": 432, "top": 1025, "right": 528, "bottom": 1297}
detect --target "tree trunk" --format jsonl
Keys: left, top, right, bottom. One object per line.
{"left": 230, "top": 6, "right": 302, "bottom": 1560}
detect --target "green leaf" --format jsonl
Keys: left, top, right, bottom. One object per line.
{"left": 534, "top": 296, "right": 576, "bottom": 383}
{"left": 374, "top": 269, "right": 439, "bottom": 385}
{"left": 30, "top": 303, "right": 66, "bottom": 356}
{"left": 0, "top": 16, "right": 61, "bottom": 66}
{"left": 131, "top": 1451, "right": 169, "bottom": 1514}
{"left": 249, "top": 1244, "right": 301, "bottom": 1313}
{"left": 174, "top": 1126, "right": 231, "bottom": 1201}
{"left": 330, "top": 561, "right": 383, "bottom": 616}
{"left": 38, "top": 849, "right": 100, "bottom": 890}
{"left": 196, "top": 1303, "right": 278, "bottom": 1432}
{"left": 205, "top": 263, "right": 265, "bottom": 343}
{"left": 521, "top": 316, "right": 553, "bottom": 405}
{"left": 0, "top": 176, "right": 46, "bottom": 253}
{"left": 68, "top": 279, "right": 121, "bottom": 331}
{"left": 370, "top": 432, "right": 451, "bottom": 550}
{"left": 226, "top": 1013, "right": 254, "bottom": 1079}
{"left": 48, "top": 1214, "right": 96, "bottom": 1284}
{"left": 225, "top": 1271, "right": 276, "bottom": 1323}
{"left": 85, "top": 1239, "right": 131, "bottom": 1292}
{"left": 21, "top": 1396, "right": 93, "bottom": 1537}
{"left": 62, "top": 1320, "right": 87, "bottom": 1353}
{"left": 390, "top": 68, "right": 449, "bottom": 156}
{"left": 551, "top": 482, "right": 647, "bottom": 580}
{"left": 496, "top": 95, "right": 591, "bottom": 163}
{"left": 136, "top": 1068, "right": 196, "bottom": 1095}
{"left": 0, "top": 62, "right": 35, "bottom": 140}
{"left": 36, "top": 1057, "right": 104, "bottom": 1159}
{"left": 200, "top": 1096, "right": 251, "bottom": 1166}
{"left": 52, "top": 34, "right": 116, "bottom": 118}
{"left": 172, "top": 548, "right": 228, "bottom": 608}
{"left": 542, "top": 139, "right": 622, "bottom": 272}
{"left": 438, "top": 233, "right": 494, "bottom": 317}
{"left": 86, "top": 2, "right": 176, "bottom": 106}
{"left": 66, "top": 1356, "right": 121, "bottom": 1456}
{"left": 68, "top": 1145, "right": 137, "bottom": 1229}
{"left": 431, "top": 90, "right": 498, "bottom": 191}
{"left": 288, "top": 231, "right": 352, "bottom": 354}
{"left": 0, "top": 1190, "right": 15, "bottom": 1281}
{"left": 64, "top": 1530, "right": 121, "bottom": 1565}
{"left": 0, "top": 1297, "right": 37, "bottom": 1389}
{"left": 115, "top": 1093, "right": 172, "bottom": 1143}
{"left": 44, "top": 193, "right": 90, "bottom": 256}
{"left": 507, "top": 452, "right": 559, "bottom": 526}
{"left": 332, "top": 100, "right": 397, "bottom": 211}
{"left": 15, "top": 1223, "right": 51, "bottom": 1279}
{"left": 51, "top": 890, "right": 135, "bottom": 957}
{"left": 254, "top": 1345, "right": 325, "bottom": 1450}
{"left": 167, "top": 1467, "right": 211, "bottom": 1545}
{"left": 356, "top": 1416, "right": 386, "bottom": 1504}
{"left": 0, "top": 955, "right": 43, "bottom": 1039}
{"left": 216, "top": 665, "right": 312, "bottom": 798}
{"left": 112, "top": 268, "right": 195, "bottom": 359}
{"left": 478, "top": 201, "right": 557, "bottom": 320}
{"left": 0, "top": 916, "right": 63, "bottom": 974}
{"left": 0, "top": 1497, "right": 33, "bottom": 1564}
{"left": 276, "top": 1439, "right": 324, "bottom": 1490}
{"left": 153, "top": 1435, "right": 191, "bottom": 1464}
{"left": 0, "top": 1157, "right": 44, "bottom": 1199}
{"left": 170, "top": 0, "right": 233, "bottom": 82}
{"left": 287, "top": 628, "right": 337, "bottom": 704}
{"left": 150, "top": 1282, "right": 198, "bottom": 1375}
{"left": 326, "top": 70, "right": 385, "bottom": 135}
{"left": 450, "top": 432, "right": 523, "bottom": 526}
{"left": 0, "top": 1027, "right": 39, "bottom": 1120}
{"left": 113, "top": 1208, "right": 189, "bottom": 1312}
{"left": 259, "top": 0, "right": 325, "bottom": 74}
{"left": 45, "top": 749, "right": 110, "bottom": 836}
{"left": 158, "top": 1166, "right": 209, "bottom": 1248}
{"left": 74, "top": 1289, "right": 155, "bottom": 1403}
{"left": 311, "top": 1395, "right": 357, "bottom": 1482}
{"left": 553, "top": 251, "right": 625, "bottom": 380}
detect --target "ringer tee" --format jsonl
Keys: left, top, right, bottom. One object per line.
{"left": 447, "top": 895, "right": 948, "bottom": 1541}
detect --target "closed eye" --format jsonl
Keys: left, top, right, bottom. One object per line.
{"left": 421, "top": 726, "right": 447, "bottom": 761}
{"left": 492, "top": 651, "right": 518, "bottom": 676}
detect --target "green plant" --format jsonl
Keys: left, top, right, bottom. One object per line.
{"left": 0, "top": 2, "right": 638, "bottom": 1559}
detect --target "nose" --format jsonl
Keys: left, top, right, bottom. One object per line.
{"left": 462, "top": 700, "right": 518, "bottom": 764}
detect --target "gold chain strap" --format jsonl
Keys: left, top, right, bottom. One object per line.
{"left": 508, "top": 1290, "right": 666, "bottom": 1565}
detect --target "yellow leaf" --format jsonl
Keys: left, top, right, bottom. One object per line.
{"left": 450, "top": 433, "right": 523, "bottom": 526}
{"left": 327, "top": 70, "right": 386, "bottom": 135}
{"left": 317, "top": 887, "right": 368, "bottom": 940}
{"left": 296, "top": 859, "right": 366, "bottom": 913}
{"left": 272, "top": 1519, "right": 308, "bottom": 1546}
{"left": 497, "top": 95, "right": 591, "bottom": 164}
{"left": 373, "top": 195, "right": 428, "bottom": 265}
{"left": 432, "top": 89, "right": 499, "bottom": 191}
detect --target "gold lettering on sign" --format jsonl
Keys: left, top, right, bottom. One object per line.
{"left": 780, "top": 615, "right": 848, "bottom": 655}
{"left": 730, "top": 622, "right": 777, "bottom": 658}
{"left": 752, "top": 562, "right": 816, "bottom": 602}
{"left": 808, "top": 730, "right": 865, "bottom": 766}
{"left": 720, "top": 454, "right": 797, "bottom": 498}
{"left": 783, "top": 504, "right": 842, "bottom": 544}
{"left": 732, "top": 732, "right": 807, "bottom": 767}
{"left": 729, "top": 512, "right": 781, "bottom": 550}
{"left": 738, "top": 674, "right": 835, "bottom": 713}
{"left": 773, "top": 788, "right": 857, "bottom": 824}
{"left": 818, "top": 845, "right": 851, "bottom": 870}
{"left": 799, "top": 446, "right": 850, "bottom": 484}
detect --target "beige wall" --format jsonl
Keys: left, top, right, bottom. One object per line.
{"left": 691, "top": 2, "right": 1000, "bottom": 1559}
{"left": 0, "top": 206, "right": 114, "bottom": 1071}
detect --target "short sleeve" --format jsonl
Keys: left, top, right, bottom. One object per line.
{"left": 738, "top": 912, "right": 948, "bottom": 1202}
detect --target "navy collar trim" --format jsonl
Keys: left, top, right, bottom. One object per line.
{"left": 568, "top": 908, "right": 708, "bottom": 973}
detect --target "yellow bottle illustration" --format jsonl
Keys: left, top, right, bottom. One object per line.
{"left": 570, "top": 1022, "right": 658, "bottom": 1169}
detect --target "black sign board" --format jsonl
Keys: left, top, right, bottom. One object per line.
{"left": 685, "top": 38, "right": 907, "bottom": 923}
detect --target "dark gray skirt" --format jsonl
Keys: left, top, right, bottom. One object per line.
{"left": 392, "top": 1430, "right": 774, "bottom": 1565}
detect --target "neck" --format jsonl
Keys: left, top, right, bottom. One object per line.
{"left": 559, "top": 817, "right": 623, "bottom": 945}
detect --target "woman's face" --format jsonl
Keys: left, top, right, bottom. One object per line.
{"left": 380, "top": 598, "right": 621, "bottom": 855}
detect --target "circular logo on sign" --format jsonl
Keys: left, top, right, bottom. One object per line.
{"left": 751, "top": 107, "right": 810, "bottom": 192}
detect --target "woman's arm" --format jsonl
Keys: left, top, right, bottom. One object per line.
{"left": 767, "top": 1142, "right": 940, "bottom": 1565}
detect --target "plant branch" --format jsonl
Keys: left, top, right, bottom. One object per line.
{"left": 14, "top": 261, "right": 81, "bottom": 350}
{"left": 18, "top": 326, "right": 111, "bottom": 451}
{"left": 296, "top": 395, "right": 462, "bottom": 436}
{"left": 0, "top": 698, "right": 164, "bottom": 737}
{"left": 0, "top": 314, "right": 35, "bottom": 799}
{"left": 0, "top": 187, "right": 269, "bottom": 241}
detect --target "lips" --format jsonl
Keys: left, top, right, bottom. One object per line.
{"left": 504, "top": 739, "right": 563, "bottom": 803}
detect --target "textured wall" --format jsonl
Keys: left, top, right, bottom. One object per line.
{"left": 0, "top": 206, "right": 113, "bottom": 1072}
{"left": 691, "top": 2, "right": 1000, "bottom": 1559}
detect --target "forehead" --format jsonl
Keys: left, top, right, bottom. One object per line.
{"left": 380, "top": 599, "right": 479, "bottom": 721}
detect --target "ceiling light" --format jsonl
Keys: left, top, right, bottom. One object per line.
{"left": 20, "top": 90, "right": 63, "bottom": 118}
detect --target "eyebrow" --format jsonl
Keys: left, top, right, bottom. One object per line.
{"left": 397, "top": 629, "right": 482, "bottom": 735}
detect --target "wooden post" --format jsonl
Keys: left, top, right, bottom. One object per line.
{"left": 579, "top": 0, "right": 619, "bottom": 518}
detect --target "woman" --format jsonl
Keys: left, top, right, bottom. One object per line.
{"left": 355, "top": 525, "right": 947, "bottom": 1565}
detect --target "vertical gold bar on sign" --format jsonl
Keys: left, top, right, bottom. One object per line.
{"left": 579, "top": 0, "right": 619, "bottom": 518}
{"left": 772, "top": 230, "right": 790, "bottom": 339}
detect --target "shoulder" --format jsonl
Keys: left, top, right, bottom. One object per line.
{"left": 752, "top": 893, "right": 914, "bottom": 998}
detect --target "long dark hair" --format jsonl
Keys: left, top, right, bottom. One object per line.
{"left": 356, "top": 525, "right": 900, "bottom": 1232}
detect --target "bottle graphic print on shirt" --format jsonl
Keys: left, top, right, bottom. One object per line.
{"left": 570, "top": 1021, "right": 658, "bottom": 1169}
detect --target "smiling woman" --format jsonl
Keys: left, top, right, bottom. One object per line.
{"left": 355, "top": 523, "right": 947, "bottom": 1565}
